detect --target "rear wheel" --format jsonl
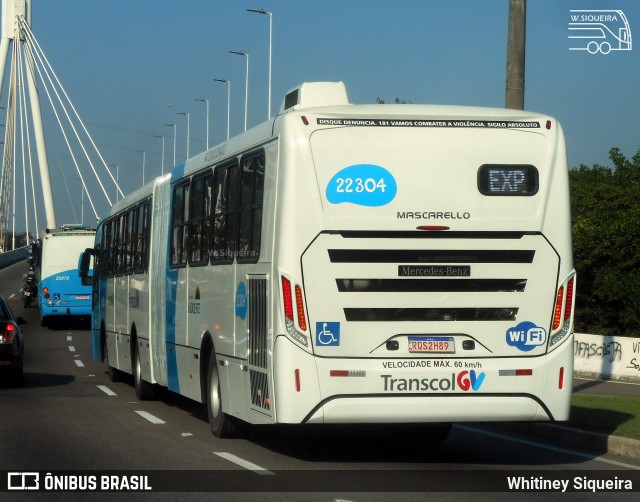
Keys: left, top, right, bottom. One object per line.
{"left": 206, "top": 351, "right": 235, "bottom": 438}
{"left": 133, "top": 340, "right": 156, "bottom": 400}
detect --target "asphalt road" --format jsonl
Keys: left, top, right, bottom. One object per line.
{"left": 573, "top": 376, "right": 640, "bottom": 399}
{"left": 1, "top": 261, "right": 639, "bottom": 500}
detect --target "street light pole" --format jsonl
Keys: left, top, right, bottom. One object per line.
{"left": 165, "top": 123, "right": 176, "bottom": 167}
{"left": 177, "top": 112, "right": 190, "bottom": 160}
{"left": 214, "top": 78, "right": 231, "bottom": 140}
{"left": 154, "top": 135, "right": 165, "bottom": 175}
{"left": 506, "top": 0, "right": 526, "bottom": 110}
{"left": 247, "top": 8, "right": 272, "bottom": 118}
{"left": 137, "top": 150, "right": 146, "bottom": 185}
{"left": 194, "top": 98, "right": 210, "bottom": 149}
{"left": 229, "top": 50, "right": 249, "bottom": 131}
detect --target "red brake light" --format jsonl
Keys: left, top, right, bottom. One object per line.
{"left": 0, "top": 323, "right": 16, "bottom": 343}
{"left": 416, "top": 225, "right": 450, "bottom": 231}
{"left": 552, "top": 286, "right": 564, "bottom": 330}
{"left": 282, "top": 276, "right": 293, "bottom": 321}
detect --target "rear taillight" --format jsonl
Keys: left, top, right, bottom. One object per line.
{"left": 552, "top": 286, "right": 564, "bottom": 330}
{"left": 564, "top": 277, "right": 574, "bottom": 321}
{"left": 0, "top": 323, "right": 16, "bottom": 344}
{"left": 295, "top": 285, "right": 307, "bottom": 331}
{"left": 281, "top": 276, "right": 294, "bottom": 321}
{"left": 281, "top": 275, "right": 308, "bottom": 347}
{"left": 549, "top": 273, "right": 576, "bottom": 350}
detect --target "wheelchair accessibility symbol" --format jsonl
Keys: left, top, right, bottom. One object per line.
{"left": 316, "top": 322, "right": 340, "bottom": 346}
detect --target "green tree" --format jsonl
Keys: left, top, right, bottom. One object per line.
{"left": 569, "top": 148, "right": 640, "bottom": 337}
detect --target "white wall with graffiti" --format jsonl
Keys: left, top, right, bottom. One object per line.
{"left": 574, "top": 333, "right": 640, "bottom": 383}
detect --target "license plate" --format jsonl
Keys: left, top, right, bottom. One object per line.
{"left": 408, "top": 336, "right": 455, "bottom": 353}
{"left": 23, "top": 292, "right": 30, "bottom": 296}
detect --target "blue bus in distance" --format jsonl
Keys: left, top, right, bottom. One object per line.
{"left": 38, "top": 225, "right": 95, "bottom": 325}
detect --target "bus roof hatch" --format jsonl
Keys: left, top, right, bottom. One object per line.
{"left": 280, "top": 82, "right": 349, "bottom": 113}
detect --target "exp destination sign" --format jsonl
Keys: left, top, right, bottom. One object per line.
{"left": 317, "top": 118, "right": 541, "bottom": 129}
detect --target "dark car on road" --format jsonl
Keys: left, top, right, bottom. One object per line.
{"left": 0, "top": 296, "right": 26, "bottom": 386}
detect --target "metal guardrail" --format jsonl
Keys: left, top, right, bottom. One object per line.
{"left": 0, "top": 246, "right": 28, "bottom": 269}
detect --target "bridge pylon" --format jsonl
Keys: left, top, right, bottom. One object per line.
{"left": 0, "top": 0, "right": 57, "bottom": 247}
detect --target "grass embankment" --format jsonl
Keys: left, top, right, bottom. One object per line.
{"left": 569, "top": 394, "right": 640, "bottom": 440}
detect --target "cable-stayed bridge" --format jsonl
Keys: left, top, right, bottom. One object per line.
{"left": 0, "top": 0, "right": 120, "bottom": 251}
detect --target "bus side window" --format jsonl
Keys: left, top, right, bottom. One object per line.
{"left": 212, "top": 160, "right": 239, "bottom": 264}
{"left": 116, "top": 214, "right": 125, "bottom": 276}
{"left": 171, "top": 182, "right": 190, "bottom": 267}
{"left": 189, "top": 172, "right": 213, "bottom": 266}
{"left": 238, "top": 151, "right": 265, "bottom": 263}
{"left": 125, "top": 209, "right": 135, "bottom": 275}
{"left": 101, "top": 221, "right": 110, "bottom": 277}
{"left": 135, "top": 200, "right": 150, "bottom": 273}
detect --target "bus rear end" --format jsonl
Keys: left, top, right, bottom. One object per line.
{"left": 39, "top": 227, "right": 95, "bottom": 324}
{"left": 273, "top": 102, "right": 574, "bottom": 426}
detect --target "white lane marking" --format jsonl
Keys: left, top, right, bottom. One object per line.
{"left": 214, "top": 452, "right": 274, "bottom": 475}
{"left": 68, "top": 346, "right": 76, "bottom": 352}
{"left": 458, "top": 425, "right": 640, "bottom": 470}
{"left": 9, "top": 294, "right": 16, "bottom": 299}
{"left": 97, "top": 385, "right": 117, "bottom": 396}
{"left": 74, "top": 360, "right": 84, "bottom": 368}
{"left": 135, "top": 411, "right": 166, "bottom": 424}
{"left": 67, "top": 336, "right": 72, "bottom": 341}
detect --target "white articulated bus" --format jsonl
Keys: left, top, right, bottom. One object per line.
{"left": 83, "top": 82, "right": 575, "bottom": 438}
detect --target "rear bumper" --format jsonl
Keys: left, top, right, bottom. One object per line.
{"left": 273, "top": 333, "right": 573, "bottom": 424}
{"left": 303, "top": 394, "right": 549, "bottom": 424}
{"left": 0, "top": 347, "right": 22, "bottom": 366}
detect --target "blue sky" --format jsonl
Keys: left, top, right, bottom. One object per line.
{"left": 3, "top": 0, "right": 640, "bottom": 227}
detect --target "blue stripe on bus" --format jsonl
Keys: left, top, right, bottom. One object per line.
{"left": 166, "top": 268, "right": 179, "bottom": 393}
{"left": 166, "top": 161, "right": 185, "bottom": 393}
{"left": 92, "top": 276, "right": 108, "bottom": 362}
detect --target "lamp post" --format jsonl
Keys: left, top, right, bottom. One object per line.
{"left": 154, "top": 135, "right": 165, "bottom": 175}
{"left": 194, "top": 98, "right": 210, "bottom": 150}
{"left": 137, "top": 150, "right": 146, "bottom": 185}
{"left": 165, "top": 123, "right": 176, "bottom": 167}
{"left": 214, "top": 78, "right": 231, "bottom": 140}
{"left": 177, "top": 111, "right": 190, "bottom": 160}
{"left": 229, "top": 50, "right": 249, "bottom": 131}
{"left": 247, "top": 8, "right": 272, "bottom": 118}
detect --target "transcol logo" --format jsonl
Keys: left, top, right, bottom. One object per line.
{"left": 569, "top": 10, "right": 632, "bottom": 54}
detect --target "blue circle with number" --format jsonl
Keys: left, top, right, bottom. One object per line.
{"left": 326, "top": 164, "right": 397, "bottom": 207}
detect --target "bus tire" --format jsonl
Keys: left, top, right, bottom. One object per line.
{"left": 133, "top": 340, "right": 155, "bottom": 400}
{"left": 103, "top": 338, "right": 121, "bottom": 383}
{"left": 206, "top": 352, "right": 234, "bottom": 438}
